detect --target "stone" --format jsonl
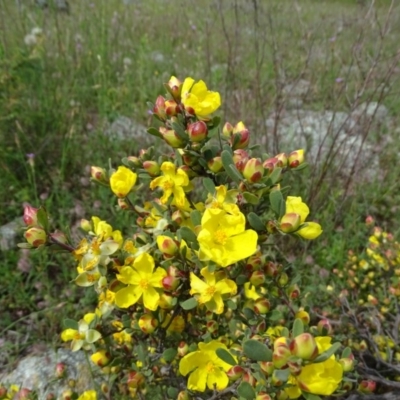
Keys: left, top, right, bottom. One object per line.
{"left": 0, "top": 218, "right": 24, "bottom": 252}
{"left": 0, "top": 347, "right": 103, "bottom": 398}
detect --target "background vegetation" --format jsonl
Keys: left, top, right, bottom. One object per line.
{"left": 1, "top": 0, "right": 400, "bottom": 394}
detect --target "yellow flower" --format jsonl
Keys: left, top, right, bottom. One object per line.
{"left": 181, "top": 77, "right": 221, "bottom": 117}
{"left": 90, "top": 350, "right": 111, "bottom": 367}
{"left": 110, "top": 166, "right": 137, "bottom": 198}
{"left": 284, "top": 196, "right": 322, "bottom": 240}
{"left": 77, "top": 390, "right": 97, "bottom": 400}
{"left": 179, "top": 341, "right": 236, "bottom": 392}
{"left": 115, "top": 253, "right": 167, "bottom": 311}
{"left": 150, "top": 162, "right": 190, "bottom": 209}
{"left": 190, "top": 267, "right": 237, "bottom": 314}
{"left": 198, "top": 208, "right": 258, "bottom": 267}
{"left": 285, "top": 337, "right": 343, "bottom": 398}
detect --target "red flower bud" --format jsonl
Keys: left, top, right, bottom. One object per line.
{"left": 317, "top": 319, "right": 333, "bottom": 335}
{"left": 275, "top": 153, "right": 288, "bottom": 168}
{"left": 177, "top": 341, "right": 189, "bottom": 357}
{"left": 138, "top": 313, "right": 158, "bottom": 334}
{"left": 249, "top": 270, "right": 266, "bottom": 287}
{"left": 259, "top": 361, "right": 274, "bottom": 376}
{"left": 153, "top": 95, "right": 167, "bottom": 120}
{"left": 24, "top": 226, "right": 47, "bottom": 247}
{"left": 23, "top": 204, "right": 39, "bottom": 227}
{"left": 165, "top": 99, "right": 179, "bottom": 116}
{"left": 243, "top": 158, "right": 264, "bottom": 183}
{"left": 188, "top": 121, "right": 208, "bottom": 142}
{"left": 256, "top": 392, "right": 272, "bottom": 400}
{"left": 280, "top": 213, "right": 301, "bottom": 233}
{"left": 127, "top": 371, "right": 145, "bottom": 388}
{"left": 227, "top": 365, "right": 245, "bottom": 381}
{"left": 208, "top": 156, "right": 223, "bottom": 173}
{"left": 288, "top": 149, "right": 305, "bottom": 168}
{"left": 159, "top": 127, "right": 184, "bottom": 148}
{"left": 254, "top": 298, "right": 271, "bottom": 315}
{"left": 222, "top": 122, "right": 234, "bottom": 137}
{"left": 166, "top": 76, "right": 182, "bottom": 101}
{"left": 90, "top": 166, "right": 108, "bottom": 183}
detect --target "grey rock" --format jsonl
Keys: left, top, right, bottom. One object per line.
{"left": 264, "top": 108, "right": 386, "bottom": 178}
{"left": 0, "top": 348, "right": 103, "bottom": 398}
{"left": 0, "top": 218, "right": 24, "bottom": 252}
{"left": 353, "top": 101, "right": 389, "bottom": 124}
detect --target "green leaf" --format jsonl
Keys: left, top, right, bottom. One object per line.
{"left": 203, "top": 178, "right": 216, "bottom": 194}
{"left": 243, "top": 340, "right": 272, "bottom": 362}
{"left": 243, "top": 192, "right": 259, "bottom": 205}
{"left": 291, "top": 162, "right": 309, "bottom": 172}
{"left": 292, "top": 318, "right": 304, "bottom": 337}
{"left": 269, "top": 167, "right": 282, "bottom": 185}
{"left": 216, "top": 348, "right": 237, "bottom": 366}
{"left": 63, "top": 318, "right": 79, "bottom": 330}
{"left": 226, "top": 299, "right": 237, "bottom": 310}
{"left": 179, "top": 226, "right": 198, "bottom": 244}
{"left": 227, "top": 164, "right": 243, "bottom": 183}
{"left": 237, "top": 381, "right": 255, "bottom": 400}
{"left": 167, "top": 387, "right": 179, "bottom": 398}
{"left": 269, "top": 310, "right": 283, "bottom": 321}
{"left": 313, "top": 342, "right": 341, "bottom": 363}
{"left": 147, "top": 127, "right": 163, "bottom": 139}
{"left": 180, "top": 297, "right": 198, "bottom": 310}
{"left": 236, "top": 275, "right": 248, "bottom": 285}
{"left": 171, "top": 121, "right": 188, "bottom": 140}
{"left": 269, "top": 190, "right": 286, "bottom": 218}
{"left": 37, "top": 206, "right": 49, "bottom": 232}
{"left": 302, "top": 392, "right": 322, "bottom": 400}
{"left": 221, "top": 149, "right": 235, "bottom": 169}
{"left": 341, "top": 346, "right": 352, "bottom": 359}
{"left": 174, "top": 149, "right": 183, "bottom": 166}
{"left": 274, "top": 368, "right": 290, "bottom": 382}
{"left": 162, "top": 348, "right": 177, "bottom": 363}
{"left": 247, "top": 212, "right": 265, "bottom": 231}
{"left": 211, "top": 115, "right": 221, "bottom": 129}
{"left": 190, "top": 210, "right": 202, "bottom": 226}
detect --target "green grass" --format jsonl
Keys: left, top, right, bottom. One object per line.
{"left": 1, "top": 0, "right": 400, "bottom": 389}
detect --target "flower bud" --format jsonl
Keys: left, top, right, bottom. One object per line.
{"left": 206, "top": 320, "right": 219, "bottom": 335}
{"left": 166, "top": 76, "right": 182, "bottom": 100}
{"left": 276, "top": 390, "right": 289, "bottom": 400}
{"left": 250, "top": 270, "right": 266, "bottom": 287}
{"left": 254, "top": 298, "right": 271, "bottom": 315}
{"left": 290, "top": 333, "right": 318, "bottom": 360}
{"left": 288, "top": 359, "right": 302, "bottom": 376}
{"left": 159, "top": 127, "right": 184, "bottom": 148}
{"left": 0, "top": 386, "right": 7, "bottom": 398}
{"left": 80, "top": 219, "right": 92, "bottom": 232}
{"left": 271, "top": 369, "right": 286, "bottom": 386}
{"left": 177, "top": 391, "right": 190, "bottom": 400}
{"left": 278, "top": 272, "right": 289, "bottom": 286}
{"left": 222, "top": 122, "right": 233, "bottom": 137}
{"left": 233, "top": 149, "right": 250, "bottom": 172}
{"left": 263, "top": 157, "right": 281, "bottom": 176}
{"left": 153, "top": 95, "right": 167, "bottom": 120}
{"left": 91, "top": 350, "right": 111, "bottom": 367}
{"left": 143, "top": 161, "right": 160, "bottom": 176}
{"left": 273, "top": 345, "right": 291, "bottom": 368}
{"left": 165, "top": 99, "right": 179, "bottom": 116}
{"left": 231, "top": 124, "right": 250, "bottom": 150}
{"left": 280, "top": 213, "right": 301, "bottom": 233}
{"left": 358, "top": 380, "right": 376, "bottom": 393}
{"left": 23, "top": 204, "right": 39, "bottom": 227}
{"left": 275, "top": 153, "right": 288, "bottom": 168}
{"left": 171, "top": 210, "right": 184, "bottom": 225}
{"left": 24, "top": 226, "right": 47, "bottom": 247}
{"left": 61, "top": 390, "right": 73, "bottom": 400}
{"left": 288, "top": 149, "right": 305, "bottom": 168}
{"left": 162, "top": 274, "right": 180, "bottom": 292}
{"left": 91, "top": 166, "right": 108, "bottom": 183}
{"left": 55, "top": 362, "right": 66, "bottom": 378}
{"left": 138, "top": 313, "right": 158, "bottom": 334}
{"left": 317, "top": 319, "right": 333, "bottom": 335}
{"left": 264, "top": 262, "right": 279, "bottom": 277}
{"left": 226, "top": 365, "right": 245, "bottom": 381}
{"left": 188, "top": 121, "right": 208, "bottom": 142}
{"left": 256, "top": 392, "right": 272, "bottom": 400}
{"left": 126, "top": 156, "right": 141, "bottom": 167}
{"left": 208, "top": 156, "right": 223, "bottom": 173}
{"left": 259, "top": 361, "right": 274, "bottom": 376}
{"left": 243, "top": 158, "right": 263, "bottom": 183}
{"left": 49, "top": 230, "right": 68, "bottom": 245}
{"left": 118, "top": 198, "right": 130, "bottom": 210}
{"left": 295, "top": 310, "right": 310, "bottom": 325}
{"left": 287, "top": 284, "right": 300, "bottom": 299}
{"left": 15, "top": 388, "right": 32, "bottom": 399}
{"left": 158, "top": 293, "right": 175, "bottom": 309}
{"left": 157, "top": 235, "right": 179, "bottom": 256}
{"left": 339, "top": 357, "right": 354, "bottom": 372}
{"left": 242, "top": 370, "right": 256, "bottom": 387}
{"left": 177, "top": 341, "right": 189, "bottom": 357}
{"left": 127, "top": 371, "right": 145, "bottom": 389}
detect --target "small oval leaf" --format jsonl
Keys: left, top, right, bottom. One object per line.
{"left": 180, "top": 297, "right": 198, "bottom": 310}
{"left": 216, "top": 348, "right": 237, "bottom": 366}
{"left": 243, "top": 339, "right": 272, "bottom": 362}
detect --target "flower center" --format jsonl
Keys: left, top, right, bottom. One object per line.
{"left": 162, "top": 180, "right": 174, "bottom": 190}
{"left": 139, "top": 279, "right": 149, "bottom": 289}
{"left": 205, "top": 285, "right": 217, "bottom": 297}
{"left": 214, "top": 230, "right": 227, "bottom": 245}
{"left": 206, "top": 361, "right": 216, "bottom": 373}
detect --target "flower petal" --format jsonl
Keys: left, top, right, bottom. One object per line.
{"left": 297, "top": 222, "right": 322, "bottom": 240}
{"left": 115, "top": 286, "right": 142, "bottom": 308}
{"left": 134, "top": 253, "right": 155, "bottom": 276}
{"left": 117, "top": 266, "right": 141, "bottom": 285}
{"left": 188, "top": 365, "right": 208, "bottom": 392}
{"left": 142, "top": 286, "right": 160, "bottom": 311}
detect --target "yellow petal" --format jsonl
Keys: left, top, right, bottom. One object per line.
{"left": 142, "top": 286, "right": 160, "bottom": 311}
{"left": 286, "top": 196, "right": 309, "bottom": 222}
{"left": 117, "top": 266, "right": 141, "bottom": 285}
{"left": 115, "top": 286, "right": 142, "bottom": 308}
{"left": 188, "top": 365, "right": 208, "bottom": 392}
{"left": 190, "top": 272, "right": 209, "bottom": 295}
{"left": 134, "top": 253, "right": 155, "bottom": 276}
{"left": 206, "top": 367, "right": 229, "bottom": 391}
{"left": 297, "top": 222, "right": 322, "bottom": 240}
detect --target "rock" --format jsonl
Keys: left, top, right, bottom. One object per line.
{"left": 264, "top": 108, "right": 387, "bottom": 178}
{"left": 0, "top": 218, "right": 24, "bottom": 252}
{"left": 283, "top": 79, "right": 312, "bottom": 108}
{"left": 0, "top": 347, "right": 103, "bottom": 398}
{"left": 353, "top": 101, "right": 389, "bottom": 124}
